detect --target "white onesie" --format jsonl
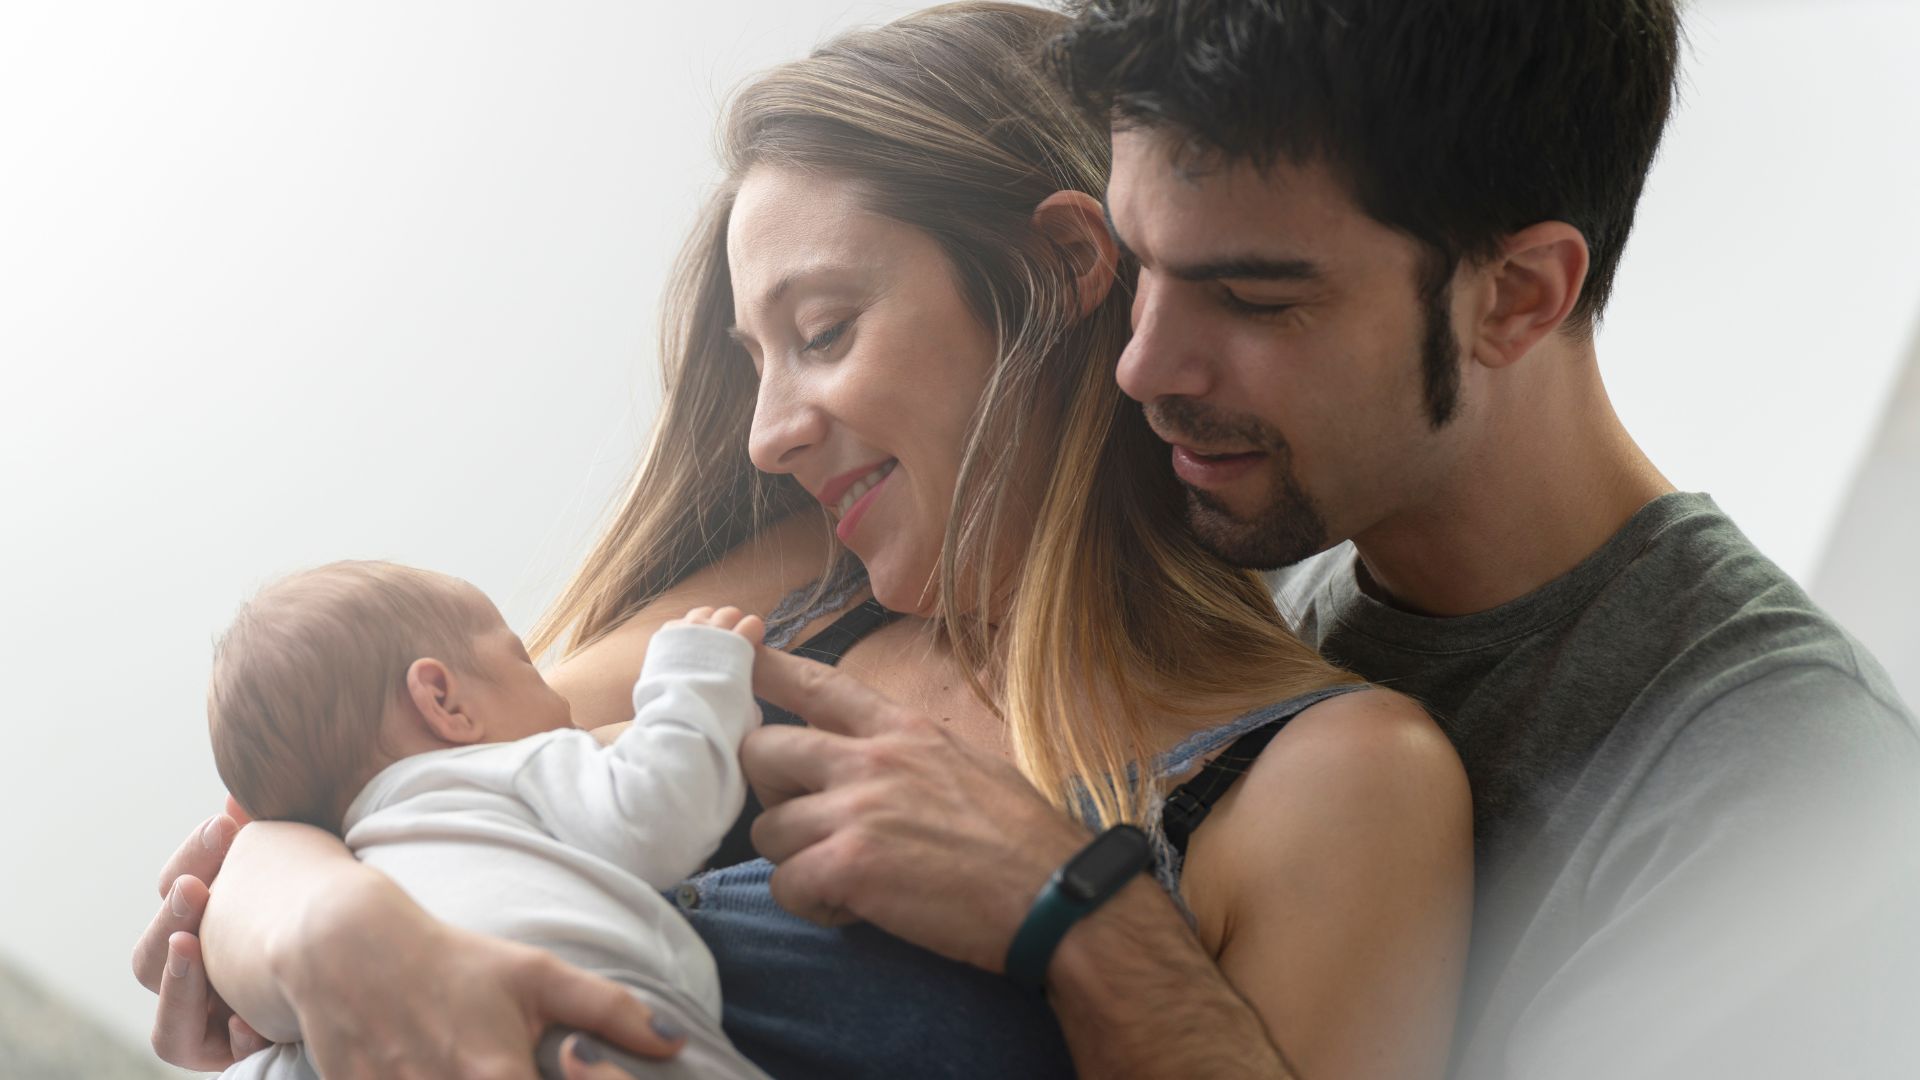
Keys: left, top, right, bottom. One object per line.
{"left": 223, "top": 623, "right": 770, "bottom": 1080}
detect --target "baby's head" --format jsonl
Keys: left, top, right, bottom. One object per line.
{"left": 209, "top": 560, "right": 573, "bottom": 833}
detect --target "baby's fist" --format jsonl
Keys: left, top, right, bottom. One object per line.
{"left": 668, "top": 605, "right": 766, "bottom": 646}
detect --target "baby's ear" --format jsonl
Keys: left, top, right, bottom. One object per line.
{"left": 405, "top": 658, "right": 483, "bottom": 744}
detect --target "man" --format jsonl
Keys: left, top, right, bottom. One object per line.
{"left": 739, "top": 1, "right": 1918, "bottom": 1077}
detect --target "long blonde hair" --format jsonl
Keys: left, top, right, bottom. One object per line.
{"left": 533, "top": 1, "right": 1356, "bottom": 828}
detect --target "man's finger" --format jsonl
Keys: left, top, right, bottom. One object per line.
{"left": 749, "top": 788, "right": 852, "bottom": 864}
{"left": 523, "top": 954, "right": 685, "bottom": 1064}
{"left": 739, "top": 723, "right": 855, "bottom": 809}
{"left": 134, "top": 876, "right": 209, "bottom": 991}
{"left": 156, "top": 814, "right": 237, "bottom": 898}
{"left": 766, "top": 843, "right": 865, "bottom": 928}
{"left": 150, "top": 932, "right": 235, "bottom": 1070}
{"left": 752, "top": 647, "right": 908, "bottom": 737}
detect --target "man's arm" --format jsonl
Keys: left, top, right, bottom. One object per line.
{"left": 1049, "top": 880, "right": 1300, "bottom": 1078}
{"left": 1501, "top": 664, "right": 1920, "bottom": 1080}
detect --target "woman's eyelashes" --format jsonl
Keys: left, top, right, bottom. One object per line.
{"left": 801, "top": 318, "right": 852, "bottom": 354}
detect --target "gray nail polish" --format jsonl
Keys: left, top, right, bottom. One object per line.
{"left": 650, "top": 1014, "right": 688, "bottom": 1042}
{"left": 571, "top": 1036, "right": 605, "bottom": 1064}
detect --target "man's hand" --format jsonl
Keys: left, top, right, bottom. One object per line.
{"left": 744, "top": 645, "right": 1090, "bottom": 973}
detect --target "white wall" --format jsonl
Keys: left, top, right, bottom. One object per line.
{"left": 0, "top": 0, "right": 1913, "bottom": 1051}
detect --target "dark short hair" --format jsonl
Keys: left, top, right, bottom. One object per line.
{"left": 1051, "top": 0, "right": 1683, "bottom": 333}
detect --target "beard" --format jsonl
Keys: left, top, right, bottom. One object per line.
{"left": 1146, "top": 396, "right": 1330, "bottom": 571}
{"left": 1153, "top": 278, "right": 1460, "bottom": 571}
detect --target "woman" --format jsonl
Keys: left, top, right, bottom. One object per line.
{"left": 137, "top": 5, "right": 1471, "bottom": 1078}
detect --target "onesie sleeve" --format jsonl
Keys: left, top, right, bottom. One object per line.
{"left": 512, "top": 624, "right": 758, "bottom": 888}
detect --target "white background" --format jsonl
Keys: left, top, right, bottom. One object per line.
{"left": 1, "top": 0, "right": 1915, "bottom": 1055}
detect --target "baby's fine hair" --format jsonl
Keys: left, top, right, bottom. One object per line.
{"left": 208, "top": 560, "right": 491, "bottom": 833}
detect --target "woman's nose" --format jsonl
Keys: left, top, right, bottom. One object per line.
{"left": 747, "top": 363, "right": 830, "bottom": 474}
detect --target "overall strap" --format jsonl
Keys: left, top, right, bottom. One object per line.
{"left": 1160, "top": 683, "right": 1370, "bottom": 859}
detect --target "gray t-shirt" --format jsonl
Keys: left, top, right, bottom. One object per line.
{"left": 1270, "top": 492, "right": 1920, "bottom": 1079}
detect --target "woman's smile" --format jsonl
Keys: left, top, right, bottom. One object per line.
{"left": 833, "top": 460, "right": 898, "bottom": 541}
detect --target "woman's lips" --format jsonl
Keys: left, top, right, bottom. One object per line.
{"left": 1171, "top": 445, "right": 1267, "bottom": 489}
{"left": 835, "top": 465, "right": 896, "bottom": 542}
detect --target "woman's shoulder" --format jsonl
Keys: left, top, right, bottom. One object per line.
{"left": 548, "top": 514, "right": 838, "bottom": 727}
{"left": 1264, "top": 686, "right": 1461, "bottom": 788}
{"left": 1186, "top": 685, "right": 1469, "bottom": 904}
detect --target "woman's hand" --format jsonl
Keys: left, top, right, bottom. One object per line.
{"left": 277, "top": 879, "right": 686, "bottom": 1080}
{"left": 132, "top": 805, "right": 266, "bottom": 1069}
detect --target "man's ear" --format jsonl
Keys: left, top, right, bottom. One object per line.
{"left": 1032, "top": 190, "right": 1119, "bottom": 320}
{"left": 403, "top": 658, "right": 484, "bottom": 745}
{"left": 1471, "top": 221, "right": 1590, "bottom": 369}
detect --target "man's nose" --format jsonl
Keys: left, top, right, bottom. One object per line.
{"left": 747, "top": 364, "right": 829, "bottom": 474}
{"left": 1116, "top": 274, "right": 1213, "bottom": 404}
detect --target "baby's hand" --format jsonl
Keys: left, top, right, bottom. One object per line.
{"left": 666, "top": 605, "right": 766, "bottom": 646}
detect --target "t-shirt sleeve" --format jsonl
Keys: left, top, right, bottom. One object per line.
{"left": 511, "top": 624, "right": 758, "bottom": 889}
{"left": 1504, "top": 662, "right": 1920, "bottom": 1080}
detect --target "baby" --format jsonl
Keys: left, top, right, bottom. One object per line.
{"left": 206, "top": 559, "right": 770, "bottom": 1080}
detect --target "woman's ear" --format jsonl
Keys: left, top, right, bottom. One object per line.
{"left": 1470, "top": 221, "right": 1590, "bottom": 369}
{"left": 404, "top": 658, "right": 484, "bottom": 745}
{"left": 1031, "top": 190, "right": 1119, "bottom": 320}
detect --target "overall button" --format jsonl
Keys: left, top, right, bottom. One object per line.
{"left": 675, "top": 882, "right": 701, "bottom": 910}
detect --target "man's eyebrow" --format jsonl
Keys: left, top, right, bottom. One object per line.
{"left": 1101, "top": 196, "right": 1321, "bottom": 284}
{"left": 1168, "top": 255, "right": 1323, "bottom": 284}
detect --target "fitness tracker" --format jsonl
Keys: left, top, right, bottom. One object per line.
{"left": 1004, "top": 824, "right": 1153, "bottom": 989}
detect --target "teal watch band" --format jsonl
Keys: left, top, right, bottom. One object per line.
{"left": 1004, "top": 824, "right": 1153, "bottom": 988}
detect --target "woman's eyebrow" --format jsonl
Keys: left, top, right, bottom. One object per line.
{"left": 727, "top": 262, "right": 870, "bottom": 347}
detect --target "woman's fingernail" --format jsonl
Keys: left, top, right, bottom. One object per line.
{"left": 168, "top": 880, "right": 190, "bottom": 919}
{"left": 570, "top": 1035, "right": 604, "bottom": 1064}
{"left": 166, "top": 947, "right": 189, "bottom": 979}
{"left": 200, "top": 816, "right": 227, "bottom": 851}
{"left": 650, "top": 1014, "right": 687, "bottom": 1042}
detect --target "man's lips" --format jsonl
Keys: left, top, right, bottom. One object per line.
{"left": 1171, "top": 445, "right": 1267, "bottom": 488}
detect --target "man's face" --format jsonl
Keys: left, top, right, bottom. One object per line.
{"left": 1106, "top": 129, "right": 1467, "bottom": 569}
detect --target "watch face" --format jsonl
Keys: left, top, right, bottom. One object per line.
{"left": 1060, "top": 826, "right": 1151, "bottom": 902}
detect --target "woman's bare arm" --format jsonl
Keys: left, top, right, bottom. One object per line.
{"left": 198, "top": 822, "right": 370, "bottom": 1040}
{"left": 1192, "top": 690, "right": 1472, "bottom": 1077}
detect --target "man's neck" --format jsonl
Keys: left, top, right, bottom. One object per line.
{"left": 1351, "top": 338, "right": 1674, "bottom": 618}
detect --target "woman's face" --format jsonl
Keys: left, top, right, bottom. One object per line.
{"left": 728, "top": 165, "right": 1001, "bottom": 614}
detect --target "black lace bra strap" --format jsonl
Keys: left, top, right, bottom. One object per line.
{"left": 789, "top": 598, "right": 898, "bottom": 666}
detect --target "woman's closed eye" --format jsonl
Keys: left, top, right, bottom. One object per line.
{"left": 801, "top": 318, "right": 851, "bottom": 354}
